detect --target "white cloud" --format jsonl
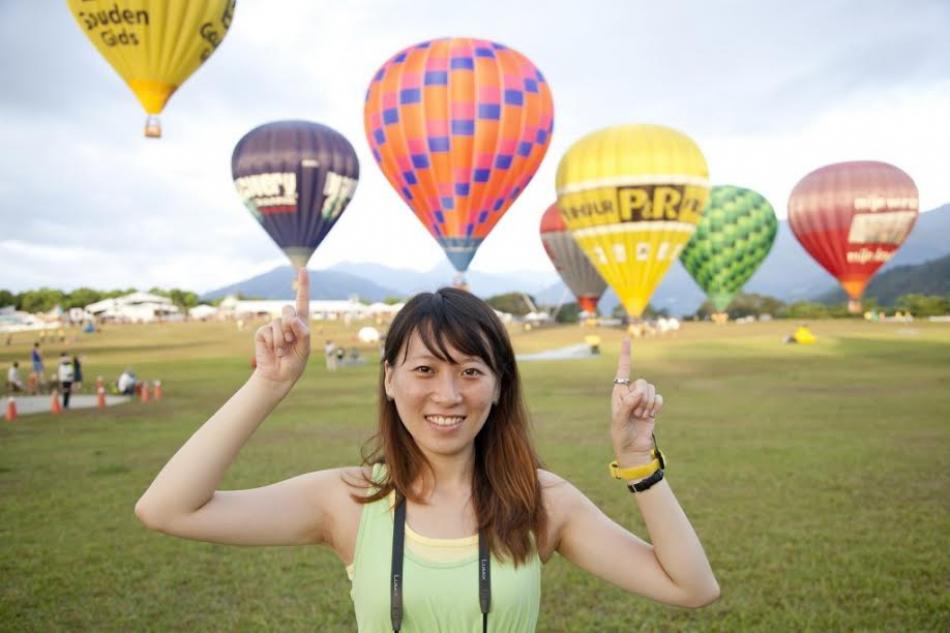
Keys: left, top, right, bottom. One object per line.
{"left": 1, "top": 0, "right": 948, "bottom": 292}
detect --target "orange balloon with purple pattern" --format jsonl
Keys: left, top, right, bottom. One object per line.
{"left": 365, "top": 38, "right": 554, "bottom": 272}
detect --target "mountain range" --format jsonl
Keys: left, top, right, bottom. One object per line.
{"left": 202, "top": 204, "right": 950, "bottom": 315}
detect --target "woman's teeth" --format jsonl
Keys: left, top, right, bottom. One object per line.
{"left": 427, "top": 415, "right": 464, "bottom": 427}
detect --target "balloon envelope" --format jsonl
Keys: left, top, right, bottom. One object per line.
{"left": 232, "top": 121, "right": 359, "bottom": 269}
{"left": 364, "top": 37, "right": 554, "bottom": 272}
{"left": 67, "top": 0, "right": 235, "bottom": 136}
{"left": 556, "top": 124, "right": 709, "bottom": 318}
{"left": 680, "top": 186, "right": 778, "bottom": 312}
{"left": 540, "top": 203, "right": 606, "bottom": 314}
{"left": 788, "top": 161, "right": 918, "bottom": 302}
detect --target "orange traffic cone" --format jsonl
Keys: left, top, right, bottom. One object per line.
{"left": 154, "top": 380, "right": 163, "bottom": 400}
{"left": 5, "top": 397, "right": 16, "bottom": 422}
{"left": 97, "top": 386, "right": 106, "bottom": 409}
{"left": 50, "top": 389, "right": 62, "bottom": 414}
{"left": 140, "top": 382, "right": 150, "bottom": 403}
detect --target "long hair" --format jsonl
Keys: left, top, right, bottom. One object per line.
{"left": 355, "top": 287, "right": 546, "bottom": 565}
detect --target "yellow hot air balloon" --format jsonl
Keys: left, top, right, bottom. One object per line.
{"left": 556, "top": 124, "right": 709, "bottom": 318}
{"left": 67, "top": 0, "right": 236, "bottom": 138}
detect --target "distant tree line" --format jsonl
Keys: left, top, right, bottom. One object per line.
{"left": 0, "top": 287, "right": 201, "bottom": 313}
{"left": 487, "top": 291, "right": 949, "bottom": 324}
{"left": 691, "top": 292, "right": 949, "bottom": 319}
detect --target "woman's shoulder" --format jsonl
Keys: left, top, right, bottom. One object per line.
{"left": 537, "top": 469, "right": 591, "bottom": 522}
{"left": 536, "top": 468, "right": 589, "bottom": 561}
{"left": 326, "top": 465, "right": 378, "bottom": 494}
{"left": 537, "top": 468, "right": 574, "bottom": 495}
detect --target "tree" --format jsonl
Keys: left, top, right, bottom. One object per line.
{"left": 553, "top": 302, "right": 579, "bottom": 324}
{"left": 64, "top": 287, "right": 104, "bottom": 309}
{"left": 778, "top": 301, "right": 830, "bottom": 319}
{"left": 168, "top": 289, "right": 199, "bottom": 309}
{"left": 0, "top": 289, "right": 16, "bottom": 309}
{"left": 485, "top": 292, "right": 535, "bottom": 316}
{"left": 896, "top": 294, "right": 949, "bottom": 317}
{"left": 693, "top": 293, "right": 786, "bottom": 320}
{"left": 18, "top": 288, "right": 65, "bottom": 313}
{"left": 383, "top": 296, "right": 404, "bottom": 305}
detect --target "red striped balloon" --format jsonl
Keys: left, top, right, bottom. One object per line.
{"left": 540, "top": 203, "right": 606, "bottom": 315}
{"left": 788, "top": 161, "right": 918, "bottom": 309}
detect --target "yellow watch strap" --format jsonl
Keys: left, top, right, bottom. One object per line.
{"left": 609, "top": 456, "right": 660, "bottom": 481}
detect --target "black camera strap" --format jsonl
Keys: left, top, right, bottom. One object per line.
{"left": 391, "top": 496, "right": 490, "bottom": 632}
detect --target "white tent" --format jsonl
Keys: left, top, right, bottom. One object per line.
{"left": 85, "top": 293, "right": 180, "bottom": 323}
{"left": 188, "top": 304, "right": 219, "bottom": 320}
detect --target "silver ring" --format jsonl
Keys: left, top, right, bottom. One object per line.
{"left": 612, "top": 378, "right": 632, "bottom": 386}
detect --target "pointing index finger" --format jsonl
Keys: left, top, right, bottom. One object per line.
{"left": 296, "top": 268, "right": 310, "bottom": 319}
{"left": 615, "top": 337, "right": 631, "bottom": 382}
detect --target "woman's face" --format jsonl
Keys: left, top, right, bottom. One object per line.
{"left": 384, "top": 330, "right": 499, "bottom": 459}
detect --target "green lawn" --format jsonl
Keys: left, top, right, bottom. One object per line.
{"left": 1, "top": 319, "right": 948, "bottom": 632}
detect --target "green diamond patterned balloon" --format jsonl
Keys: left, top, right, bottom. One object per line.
{"left": 680, "top": 185, "right": 778, "bottom": 312}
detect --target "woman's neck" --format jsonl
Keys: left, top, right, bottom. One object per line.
{"left": 416, "top": 446, "right": 475, "bottom": 497}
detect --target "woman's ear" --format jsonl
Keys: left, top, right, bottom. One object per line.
{"left": 383, "top": 360, "right": 395, "bottom": 401}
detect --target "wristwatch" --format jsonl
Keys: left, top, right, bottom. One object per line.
{"left": 626, "top": 467, "right": 664, "bottom": 493}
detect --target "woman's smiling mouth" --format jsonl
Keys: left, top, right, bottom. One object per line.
{"left": 425, "top": 415, "right": 465, "bottom": 430}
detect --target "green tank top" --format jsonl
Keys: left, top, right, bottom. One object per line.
{"left": 348, "top": 465, "right": 541, "bottom": 632}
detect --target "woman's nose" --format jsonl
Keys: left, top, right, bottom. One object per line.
{"left": 431, "top": 374, "right": 462, "bottom": 403}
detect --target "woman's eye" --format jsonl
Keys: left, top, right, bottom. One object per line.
{"left": 413, "top": 365, "right": 433, "bottom": 374}
{"left": 463, "top": 367, "right": 483, "bottom": 377}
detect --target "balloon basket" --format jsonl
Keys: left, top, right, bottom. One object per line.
{"left": 848, "top": 300, "right": 862, "bottom": 314}
{"left": 144, "top": 115, "right": 162, "bottom": 139}
{"left": 451, "top": 274, "right": 469, "bottom": 291}
{"left": 712, "top": 312, "right": 729, "bottom": 324}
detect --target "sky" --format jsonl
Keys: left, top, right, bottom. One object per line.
{"left": 1, "top": 0, "right": 948, "bottom": 293}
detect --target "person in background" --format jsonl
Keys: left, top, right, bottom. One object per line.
{"left": 58, "top": 353, "right": 75, "bottom": 409}
{"left": 324, "top": 340, "right": 338, "bottom": 372}
{"left": 72, "top": 355, "right": 83, "bottom": 393}
{"left": 6, "top": 361, "right": 23, "bottom": 393}
{"left": 118, "top": 368, "right": 137, "bottom": 395}
{"left": 31, "top": 342, "right": 44, "bottom": 392}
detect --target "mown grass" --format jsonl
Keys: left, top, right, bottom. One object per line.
{"left": 1, "top": 319, "right": 948, "bottom": 632}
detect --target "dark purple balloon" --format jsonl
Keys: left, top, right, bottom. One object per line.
{"left": 232, "top": 120, "right": 359, "bottom": 268}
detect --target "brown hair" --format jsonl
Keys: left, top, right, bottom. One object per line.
{"left": 356, "top": 287, "right": 546, "bottom": 565}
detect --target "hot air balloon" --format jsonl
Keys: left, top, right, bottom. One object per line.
{"left": 539, "top": 203, "right": 606, "bottom": 316}
{"left": 788, "top": 161, "right": 918, "bottom": 312}
{"left": 67, "top": 0, "right": 236, "bottom": 138}
{"left": 364, "top": 38, "right": 554, "bottom": 279}
{"left": 232, "top": 121, "right": 359, "bottom": 270}
{"left": 556, "top": 125, "right": 709, "bottom": 318}
{"left": 679, "top": 185, "right": 778, "bottom": 315}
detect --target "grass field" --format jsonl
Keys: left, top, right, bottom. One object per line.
{"left": 1, "top": 318, "right": 948, "bottom": 632}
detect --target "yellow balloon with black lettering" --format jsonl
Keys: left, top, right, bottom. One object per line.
{"left": 555, "top": 124, "right": 709, "bottom": 318}
{"left": 66, "top": 0, "right": 236, "bottom": 138}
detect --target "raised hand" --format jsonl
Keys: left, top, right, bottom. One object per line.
{"left": 611, "top": 337, "right": 664, "bottom": 458}
{"left": 253, "top": 268, "right": 311, "bottom": 387}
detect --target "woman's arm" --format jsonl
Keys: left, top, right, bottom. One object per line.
{"left": 544, "top": 338, "right": 718, "bottom": 608}
{"left": 545, "top": 472, "right": 718, "bottom": 608}
{"left": 133, "top": 270, "right": 349, "bottom": 547}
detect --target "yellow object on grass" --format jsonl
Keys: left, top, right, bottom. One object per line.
{"left": 556, "top": 125, "right": 709, "bottom": 318}
{"left": 794, "top": 326, "right": 817, "bottom": 344}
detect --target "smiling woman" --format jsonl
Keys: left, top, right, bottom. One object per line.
{"left": 133, "top": 269, "right": 718, "bottom": 633}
